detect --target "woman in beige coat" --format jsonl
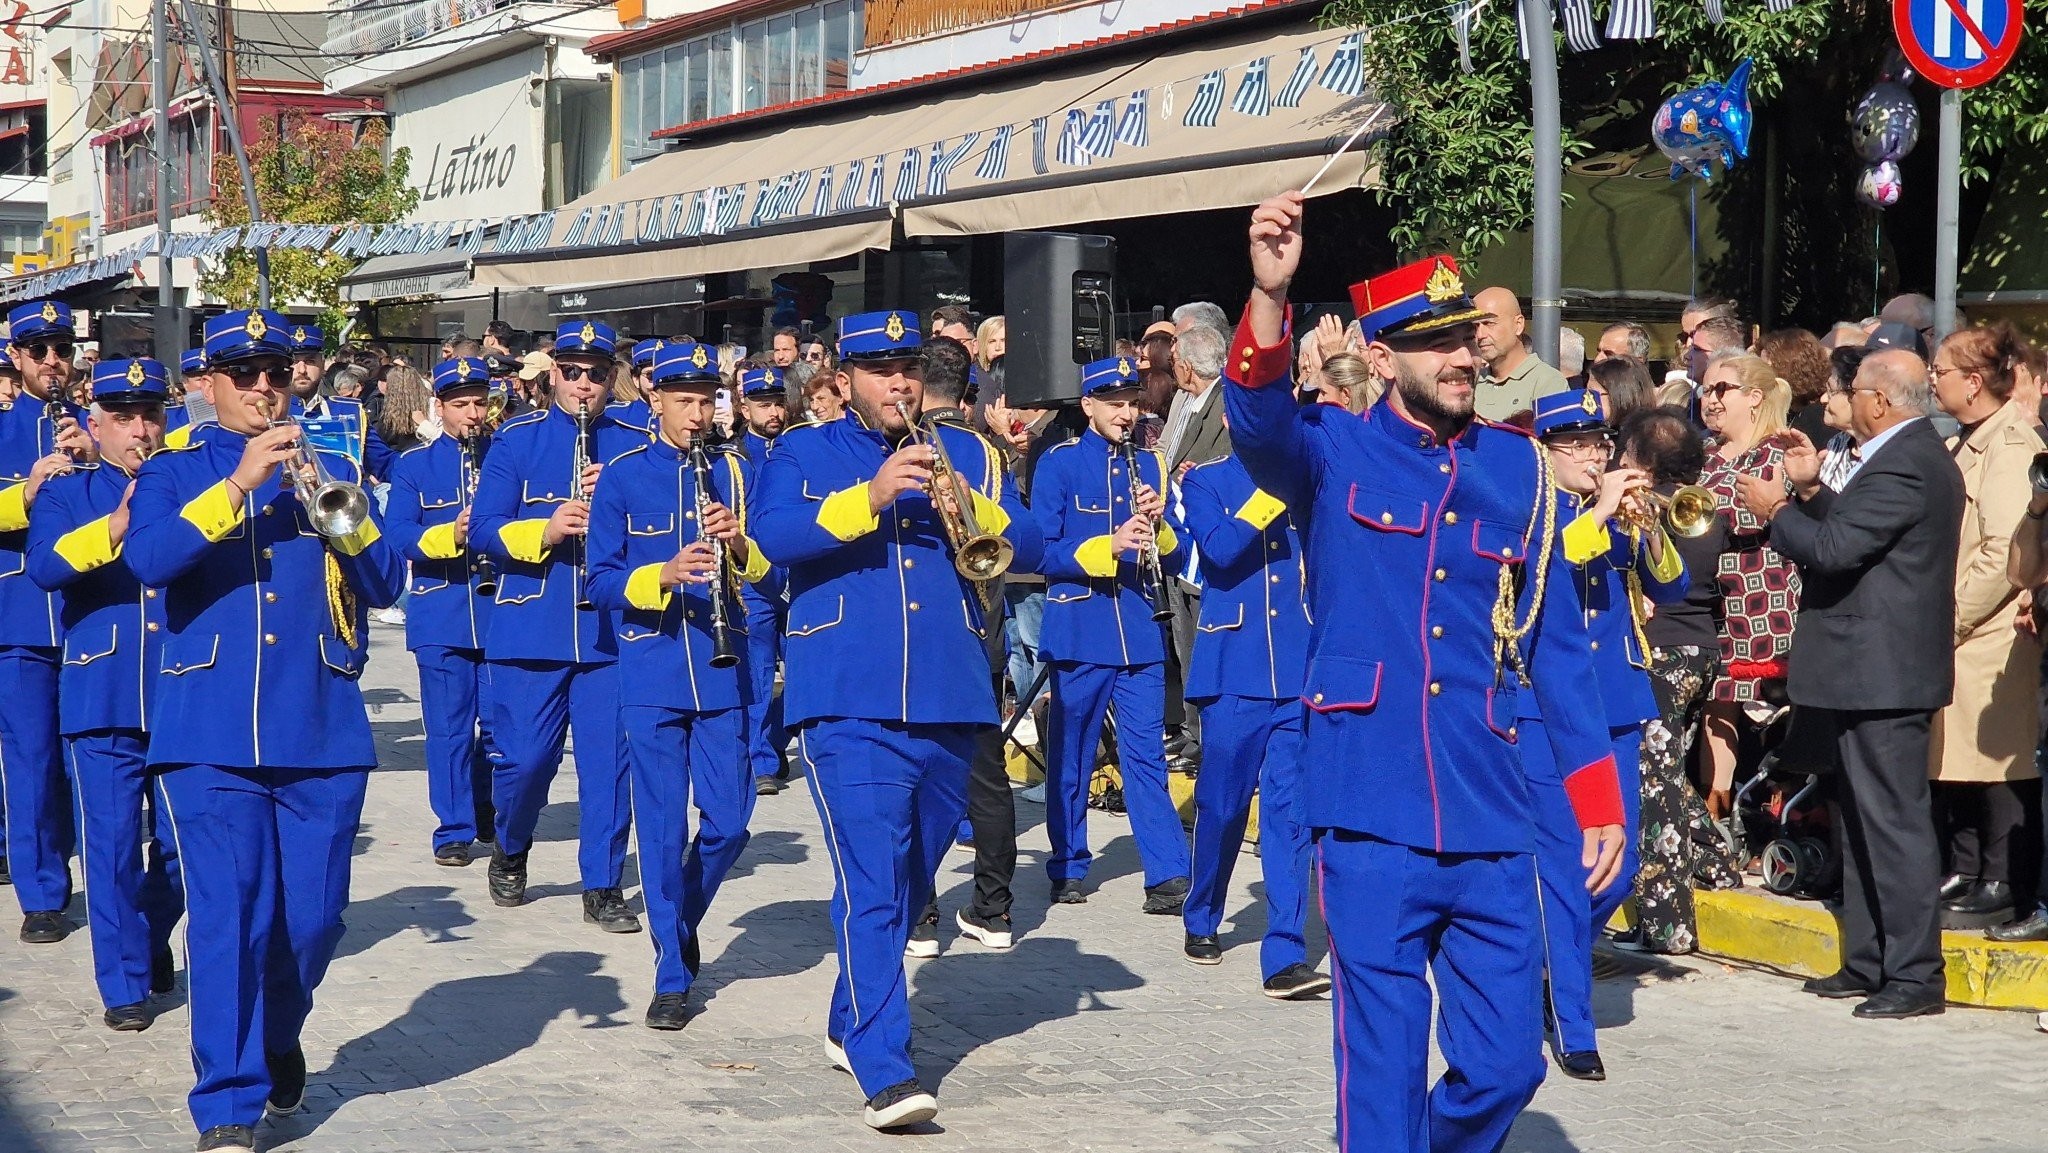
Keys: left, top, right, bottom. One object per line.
{"left": 1929, "top": 322, "right": 2044, "bottom": 927}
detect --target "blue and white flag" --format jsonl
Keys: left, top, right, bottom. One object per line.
{"left": 1276, "top": 47, "right": 1318, "bottom": 107}
{"left": 1030, "top": 116, "right": 1051, "bottom": 175}
{"left": 976, "top": 124, "right": 1014, "bottom": 181}
{"left": 837, "top": 159, "right": 866, "bottom": 214}
{"left": 458, "top": 220, "right": 489, "bottom": 257}
{"left": 812, "top": 166, "right": 836, "bottom": 217}
{"left": 894, "top": 148, "right": 922, "bottom": 203}
{"left": 1056, "top": 109, "right": 1094, "bottom": 166}
{"left": 926, "top": 133, "right": 981, "bottom": 198}
{"left": 1605, "top": 0, "right": 1657, "bottom": 38}
{"left": 1081, "top": 100, "right": 1117, "bottom": 158}
{"left": 1321, "top": 32, "right": 1363, "bottom": 96}
{"left": 863, "top": 155, "right": 886, "bottom": 208}
{"left": 1231, "top": 57, "right": 1272, "bottom": 117}
{"left": 560, "top": 208, "right": 596, "bottom": 247}
{"left": 681, "top": 190, "right": 708, "bottom": 238}
{"left": 1705, "top": 0, "right": 1725, "bottom": 22}
{"left": 1184, "top": 70, "right": 1224, "bottom": 127}
{"left": 596, "top": 204, "right": 625, "bottom": 247}
{"left": 1561, "top": 0, "right": 1602, "bottom": 51}
{"left": 1766, "top": 0, "right": 1794, "bottom": 11}
{"left": 1116, "top": 91, "right": 1150, "bottom": 148}
{"left": 663, "top": 196, "right": 689, "bottom": 239}
{"left": 779, "top": 169, "right": 811, "bottom": 219}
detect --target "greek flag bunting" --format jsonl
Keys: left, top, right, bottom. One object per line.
{"left": 1705, "top": 0, "right": 1725, "bottom": 23}
{"left": 976, "top": 124, "right": 1014, "bottom": 181}
{"left": 813, "top": 166, "right": 837, "bottom": 217}
{"left": 681, "top": 191, "right": 708, "bottom": 238}
{"left": 779, "top": 169, "right": 811, "bottom": 219}
{"left": 1030, "top": 116, "right": 1051, "bottom": 175}
{"left": 1055, "top": 109, "right": 1093, "bottom": 166}
{"left": 1115, "top": 91, "right": 1149, "bottom": 148}
{"left": 927, "top": 132, "right": 981, "bottom": 197}
{"left": 702, "top": 188, "right": 726, "bottom": 237}
{"left": 1184, "top": 70, "right": 1224, "bottom": 127}
{"left": 719, "top": 184, "right": 748, "bottom": 233}
{"left": 561, "top": 208, "right": 595, "bottom": 247}
{"left": 596, "top": 204, "right": 625, "bottom": 247}
{"left": 1231, "top": 57, "right": 1272, "bottom": 117}
{"left": 1082, "top": 100, "right": 1117, "bottom": 158}
{"left": 1605, "top": 0, "right": 1656, "bottom": 37}
{"left": 1320, "top": 32, "right": 1363, "bottom": 96}
{"left": 458, "top": 220, "right": 488, "bottom": 257}
{"left": 750, "top": 177, "right": 780, "bottom": 227}
{"left": 836, "top": 159, "right": 866, "bottom": 214}
{"left": 894, "top": 148, "right": 922, "bottom": 203}
{"left": 640, "top": 197, "right": 670, "bottom": 243}
{"left": 1276, "top": 47, "right": 1317, "bottom": 108}
{"left": 863, "top": 156, "right": 886, "bottom": 208}
{"left": 1561, "top": 0, "right": 1602, "bottom": 52}
{"left": 1766, "top": 0, "right": 1794, "bottom": 11}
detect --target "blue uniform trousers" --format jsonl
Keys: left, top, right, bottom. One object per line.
{"left": 0, "top": 646, "right": 74, "bottom": 914}
{"left": 68, "top": 730, "right": 183, "bottom": 1009}
{"left": 1184, "top": 695, "right": 1310, "bottom": 981}
{"left": 158, "top": 765, "right": 368, "bottom": 1133}
{"left": 415, "top": 646, "right": 495, "bottom": 850}
{"left": 1045, "top": 660, "right": 1190, "bottom": 887}
{"left": 1318, "top": 830, "right": 1547, "bottom": 1153}
{"left": 1528, "top": 718, "right": 1643, "bottom": 1054}
{"left": 744, "top": 597, "right": 788, "bottom": 781}
{"left": 487, "top": 659, "right": 632, "bottom": 890}
{"left": 798, "top": 718, "right": 974, "bottom": 1097}
{"left": 624, "top": 705, "right": 755, "bottom": 995}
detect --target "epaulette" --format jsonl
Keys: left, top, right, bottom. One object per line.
{"left": 605, "top": 444, "right": 650, "bottom": 467}
{"left": 497, "top": 409, "right": 548, "bottom": 434}
{"left": 1041, "top": 437, "right": 1080, "bottom": 455}
{"left": 149, "top": 438, "right": 205, "bottom": 455}
{"left": 396, "top": 441, "right": 433, "bottom": 458}
{"left": 1181, "top": 455, "right": 1231, "bottom": 479}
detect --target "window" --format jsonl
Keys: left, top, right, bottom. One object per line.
{"left": 0, "top": 220, "right": 41, "bottom": 257}
{"left": 101, "top": 109, "right": 211, "bottom": 232}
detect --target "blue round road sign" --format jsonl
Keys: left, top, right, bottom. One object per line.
{"left": 1894, "top": 0, "right": 2023, "bottom": 89}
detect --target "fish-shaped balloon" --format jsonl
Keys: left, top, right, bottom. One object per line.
{"left": 1651, "top": 59, "right": 1753, "bottom": 180}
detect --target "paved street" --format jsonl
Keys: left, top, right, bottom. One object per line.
{"left": 0, "top": 621, "right": 2043, "bottom": 1152}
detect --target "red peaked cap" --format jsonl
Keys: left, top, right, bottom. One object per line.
{"left": 1348, "top": 255, "right": 1491, "bottom": 344}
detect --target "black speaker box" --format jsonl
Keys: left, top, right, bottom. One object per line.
{"left": 1002, "top": 231, "right": 1115, "bottom": 407}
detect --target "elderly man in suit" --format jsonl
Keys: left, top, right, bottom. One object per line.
{"left": 1738, "top": 347, "right": 1965, "bottom": 1020}
{"left": 1160, "top": 321, "right": 1232, "bottom": 772}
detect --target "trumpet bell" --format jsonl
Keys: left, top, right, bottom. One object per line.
{"left": 309, "top": 481, "right": 372, "bottom": 539}
{"left": 1658, "top": 484, "right": 1718, "bottom": 539}
{"left": 955, "top": 533, "right": 1015, "bottom": 582}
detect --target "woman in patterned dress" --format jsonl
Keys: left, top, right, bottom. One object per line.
{"left": 1697, "top": 354, "right": 1801, "bottom": 818}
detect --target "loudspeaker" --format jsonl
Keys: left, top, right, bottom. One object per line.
{"left": 1002, "top": 231, "right": 1115, "bottom": 407}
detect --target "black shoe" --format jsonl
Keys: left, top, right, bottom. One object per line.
{"left": 644, "top": 992, "right": 690, "bottom": 1031}
{"left": 20, "top": 911, "right": 68, "bottom": 944}
{"left": 1184, "top": 934, "right": 1222, "bottom": 965}
{"left": 195, "top": 1125, "right": 256, "bottom": 1152}
{"left": 265, "top": 1046, "right": 306, "bottom": 1116}
{"left": 0, "top": 853, "right": 10, "bottom": 885}
{"left": 683, "top": 931, "right": 702, "bottom": 979}
{"left": 582, "top": 888, "right": 642, "bottom": 934}
{"left": 905, "top": 913, "right": 940, "bottom": 959}
{"left": 863, "top": 1079, "right": 938, "bottom": 1130}
{"left": 434, "top": 841, "right": 473, "bottom": 867}
{"left": 1944, "top": 879, "right": 2013, "bottom": 915}
{"left": 150, "top": 949, "right": 177, "bottom": 995}
{"left": 1050, "top": 879, "right": 1087, "bottom": 904}
{"left": 1937, "top": 872, "right": 1975, "bottom": 903}
{"left": 755, "top": 775, "right": 786, "bottom": 796}
{"left": 956, "top": 908, "right": 1014, "bottom": 950}
{"left": 1142, "top": 876, "right": 1190, "bottom": 915}
{"left": 1557, "top": 1050, "right": 1607, "bottom": 1081}
{"left": 103, "top": 1003, "right": 151, "bottom": 1032}
{"left": 1802, "top": 970, "right": 1877, "bottom": 1000}
{"left": 1987, "top": 909, "right": 2048, "bottom": 943}
{"left": 1262, "top": 963, "right": 1333, "bottom": 1000}
{"left": 1852, "top": 984, "right": 1946, "bottom": 1019}
{"left": 487, "top": 849, "right": 527, "bottom": 907}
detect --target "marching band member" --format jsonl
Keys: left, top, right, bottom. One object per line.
{"left": 26, "top": 358, "right": 183, "bottom": 1029}
{"left": 1527, "top": 389, "right": 1688, "bottom": 1080}
{"left": 0, "top": 299, "right": 94, "bottom": 938}
{"left": 1032, "top": 356, "right": 1192, "bottom": 911}
{"left": 752, "top": 310, "right": 1040, "bottom": 1130}
{"left": 736, "top": 365, "right": 793, "bottom": 796}
{"left": 285, "top": 324, "right": 392, "bottom": 482}
{"left": 383, "top": 357, "right": 503, "bottom": 866}
{"left": 617, "top": 339, "right": 660, "bottom": 434}
{"left": 587, "top": 339, "right": 771, "bottom": 1030}
{"left": 126, "top": 310, "right": 406, "bottom": 1152}
{"left": 1230, "top": 195, "right": 1624, "bottom": 1153}
{"left": 1175, "top": 431, "right": 1327, "bottom": 999}
{"left": 469, "top": 320, "right": 642, "bottom": 932}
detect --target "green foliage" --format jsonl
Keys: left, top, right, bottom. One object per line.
{"left": 200, "top": 120, "right": 421, "bottom": 332}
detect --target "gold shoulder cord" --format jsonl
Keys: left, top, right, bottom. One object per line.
{"left": 1621, "top": 528, "right": 1655, "bottom": 666}
{"left": 327, "top": 549, "right": 358, "bottom": 651}
{"left": 724, "top": 454, "right": 747, "bottom": 602}
{"left": 1492, "top": 437, "right": 1558, "bottom": 685}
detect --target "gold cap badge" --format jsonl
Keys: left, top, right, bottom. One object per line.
{"left": 691, "top": 345, "right": 710, "bottom": 369}
{"left": 1423, "top": 261, "right": 1463, "bottom": 304}
{"left": 1117, "top": 357, "right": 1133, "bottom": 378}
{"left": 40, "top": 302, "right": 58, "bottom": 323}
{"left": 884, "top": 313, "right": 906, "bottom": 342}
{"left": 456, "top": 359, "right": 473, "bottom": 379}
{"left": 246, "top": 312, "right": 268, "bottom": 339}
{"left": 126, "top": 361, "right": 147, "bottom": 386}
{"left": 292, "top": 326, "right": 308, "bottom": 343}
{"left": 1579, "top": 390, "right": 1599, "bottom": 415}
{"left": 579, "top": 322, "right": 597, "bottom": 344}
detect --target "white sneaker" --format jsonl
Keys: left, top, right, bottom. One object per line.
{"left": 955, "top": 908, "right": 1014, "bottom": 950}
{"left": 1020, "top": 782, "right": 1046, "bottom": 804}
{"left": 904, "top": 918, "right": 940, "bottom": 959}
{"left": 863, "top": 1081, "right": 938, "bottom": 1130}
{"left": 374, "top": 606, "right": 407, "bottom": 625}
{"left": 825, "top": 1037, "right": 851, "bottom": 1073}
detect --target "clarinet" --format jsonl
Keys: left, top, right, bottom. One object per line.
{"left": 572, "top": 400, "right": 596, "bottom": 612}
{"left": 461, "top": 435, "right": 499, "bottom": 596}
{"left": 45, "top": 383, "right": 76, "bottom": 476}
{"left": 690, "top": 437, "right": 740, "bottom": 669}
{"left": 1119, "top": 436, "right": 1174, "bottom": 622}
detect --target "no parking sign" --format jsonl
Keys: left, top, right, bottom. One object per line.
{"left": 1894, "top": 0, "right": 2024, "bottom": 89}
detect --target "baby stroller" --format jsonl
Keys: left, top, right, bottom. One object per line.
{"left": 1730, "top": 705, "right": 1840, "bottom": 900}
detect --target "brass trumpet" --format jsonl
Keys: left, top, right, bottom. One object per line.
{"left": 1623, "top": 484, "right": 1718, "bottom": 539}
{"left": 269, "top": 415, "right": 372, "bottom": 539}
{"left": 894, "top": 401, "right": 1013, "bottom": 582}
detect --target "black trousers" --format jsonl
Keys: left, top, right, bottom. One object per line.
{"left": 925, "top": 592, "right": 1021, "bottom": 923}
{"left": 1819, "top": 707, "right": 1946, "bottom": 996}
{"left": 1934, "top": 779, "right": 2038, "bottom": 886}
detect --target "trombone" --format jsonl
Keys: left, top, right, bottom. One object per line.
{"left": 893, "top": 401, "right": 1013, "bottom": 582}
{"left": 269, "top": 414, "right": 371, "bottom": 539}
{"left": 1622, "top": 484, "right": 1718, "bottom": 539}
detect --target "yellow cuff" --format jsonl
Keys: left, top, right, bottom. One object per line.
{"left": 331, "top": 516, "right": 383, "bottom": 557}
{"left": 416, "top": 522, "right": 462, "bottom": 560}
{"left": 735, "top": 536, "right": 772, "bottom": 583}
{"left": 1075, "top": 535, "right": 1119, "bottom": 578}
{"left": 625, "top": 563, "right": 671, "bottom": 611}
{"left": 497, "top": 518, "right": 552, "bottom": 563}
{"left": 967, "top": 490, "right": 1011, "bottom": 536}
{"left": 179, "top": 480, "right": 244, "bottom": 543}
{"left": 54, "top": 516, "right": 119, "bottom": 572}
{"left": 1155, "top": 523, "right": 1179, "bottom": 557}
{"left": 0, "top": 482, "right": 27, "bottom": 532}
{"left": 1645, "top": 527, "right": 1684, "bottom": 583}
{"left": 817, "top": 483, "right": 879, "bottom": 542}
{"left": 1234, "top": 488, "right": 1285, "bottom": 530}
{"left": 1561, "top": 511, "right": 1612, "bottom": 567}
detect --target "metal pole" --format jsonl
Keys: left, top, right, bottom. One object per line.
{"left": 1521, "top": 0, "right": 1562, "bottom": 367}
{"left": 1933, "top": 87, "right": 1962, "bottom": 344}
{"left": 151, "top": 0, "right": 175, "bottom": 362}
{"left": 176, "top": 0, "right": 269, "bottom": 308}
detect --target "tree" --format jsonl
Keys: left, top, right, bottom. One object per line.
{"left": 200, "top": 118, "right": 421, "bottom": 331}
{"left": 1319, "top": 0, "right": 2048, "bottom": 327}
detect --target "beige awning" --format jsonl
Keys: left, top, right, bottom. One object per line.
{"left": 472, "top": 18, "right": 1382, "bottom": 289}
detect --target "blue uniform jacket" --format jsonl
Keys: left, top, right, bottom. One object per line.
{"left": 468, "top": 405, "right": 648, "bottom": 665}
{"left": 587, "top": 438, "right": 772, "bottom": 712}
{"left": 25, "top": 463, "right": 166, "bottom": 735}
{"left": 1178, "top": 454, "right": 1309, "bottom": 702}
{"left": 293, "top": 394, "right": 393, "bottom": 482}
{"left": 738, "top": 429, "right": 789, "bottom": 608}
{"left": 1223, "top": 312, "right": 1622, "bottom": 855}
{"left": 123, "top": 424, "right": 407, "bottom": 770}
{"left": 384, "top": 435, "right": 494, "bottom": 652}
{"left": 0, "top": 397, "right": 86, "bottom": 648}
{"left": 1540, "top": 492, "right": 1691, "bottom": 730}
{"left": 611, "top": 399, "right": 654, "bottom": 437}
{"left": 1033, "top": 429, "right": 1184, "bottom": 668}
{"left": 752, "top": 411, "right": 1043, "bottom": 727}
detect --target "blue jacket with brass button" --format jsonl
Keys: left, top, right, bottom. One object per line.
{"left": 122, "top": 424, "right": 407, "bottom": 770}
{"left": 586, "top": 437, "right": 771, "bottom": 712}
{"left": 1542, "top": 491, "right": 1690, "bottom": 730}
{"left": 468, "top": 404, "right": 648, "bottom": 665}
{"left": 383, "top": 436, "right": 494, "bottom": 652}
{"left": 25, "top": 462, "right": 167, "bottom": 735}
{"left": 737, "top": 429, "right": 789, "bottom": 608}
{"left": 1033, "top": 429, "right": 1182, "bottom": 668}
{"left": 1178, "top": 454, "right": 1308, "bottom": 703}
{"left": 752, "top": 410, "right": 1043, "bottom": 727}
{"left": 0, "top": 396, "right": 88, "bottom": 648}
{"left": 1224, "top": 312, "right": 1622, "bottom": 856}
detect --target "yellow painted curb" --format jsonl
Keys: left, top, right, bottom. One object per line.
{"left": 1692, "top": 889, "right": 2048, "bottom": 1012}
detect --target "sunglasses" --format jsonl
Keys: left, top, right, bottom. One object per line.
{"left": 217, "top": 360, "right": 291, "bottom": 384}
{"left": 557, "top": 363, "right": 611, "bottom": 382}
{"left": 18, "top": 342, "right": 75, "bottom": 361}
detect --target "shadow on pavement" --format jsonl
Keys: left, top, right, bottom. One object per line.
{"left": 908, "top": 934, "right": 1143, "bottom": 1091}
{"left": 696, "top": 898, "right": 836, "bottom": 1002}
{"left": 1508, "top": 1110, "right": 1586, "bottom": 1152}
{"left": 333, "top": 883, "right": 480, "bottom": 961}
{"left": 722, "top": 828, "right": 809, "bottom": 881}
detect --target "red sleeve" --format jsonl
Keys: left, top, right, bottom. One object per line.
{"left": 1229, "top": 298, "right": 1294, "bottom": 391}
{"left": 1562, "top": 753, "right": 1624, "bottom": 830}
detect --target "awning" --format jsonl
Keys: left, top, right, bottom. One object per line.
{"left": 339, "top": 245, "right": 478, "bottom": 302}
{"left": 473, "top": 17, "right": 1379, "bottom": 289}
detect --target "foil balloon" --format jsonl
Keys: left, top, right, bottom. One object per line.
{"left": 1652, "top": 59, "right": 1754, "bottom": 180}
{"left": 1851, "top": 83, "right": 1921, "bottom": 164}
{"left": 1857, "top": 161, "right": 1903, "bottom": 209}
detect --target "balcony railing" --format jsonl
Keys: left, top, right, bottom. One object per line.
{"left": 320, "top": 0, "right": 522, "bottom": 62}
{"left": 859, "top": 0, "right": 1068, "bottom": 47}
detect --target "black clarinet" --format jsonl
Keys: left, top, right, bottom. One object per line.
{"left": 689, "top": 437, "right": 739, "bottom": 669}
{"left": 461, "top": 435, "right": 499, "bottom": 596}
{"left": 572, "top": 401, "right": 596, "bottom": 612}
{"left": 1119, "top": 436, "right": 1174, "bottom": 622}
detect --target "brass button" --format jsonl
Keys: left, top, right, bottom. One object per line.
{"left": 144, "top": 589, "right": 157, "bottom": 599}
{"left": 1268, "top": 608, "right": 1279, "bottom": 617}
{"left": 1312, "top": 692, "right": 1324, "bottom": 704}
{"left": 1269, "top": 574, "right": 1280, "bottom": 584}
{"left": 1502, "top": 546, "right": 1514, "bottom": 558}
{"left": 1590, "top": 640, "right": 1601, "bottom": 651}
{"left": 1269, "top": 541, "right": 1280, "bottom": 550}
{"left": 685, "top": 511, "right": 696, "bottom": 521}
{"left": 146, "top": 621, "right": 159, "bottom": 633}
{"left": 903, "top": 558, "right": 915, "bottom": 569}
{"left": 1434, "top": 568, "right": 1446, "bottom": 581}
{"left": 1509, "top": 726, "right": 1519, "bottom": 739}
{"left": 263, "top": 634, "right": 276, "bottom": 645}
{"left": 1444, "top": 511, "right": 1458, "bottom": 525}
{"left": 900, "top": 518, "right": 911, "bottom": 528}
{"left": 908, "top": 601, "right": 920, "bottom": 611}
{"left": 264, "top": 592, "right": 278, "bottom": 604}
{"left": 1589, "top": 608, "right": 1599, "bottom": 618}
{"left": 1241, "top": 346, "right": 1254, "bottom": 357}
{"left": 1428, "top": 682, "right": 1441, "bottom": 695}
{"left": 261, "top": 547, "right": 273, "bottom": 559}
{"left": 1431, "top": 625, "right": 1443, "bottom": 638}
{"left": 1439, "top": 463, "right": 1452, "bottom": 474}
{"left": 1380, "top": 512, "right": 1393, "bottom": 525}
{"left": 261, "top": 504, "right": 274, "bottom": 516}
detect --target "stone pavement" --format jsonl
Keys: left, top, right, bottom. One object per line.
{"left": 1, "top": 621, "right": 2044, "bottom": 1152}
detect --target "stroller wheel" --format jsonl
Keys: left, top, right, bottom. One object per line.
{"left": 1759, "top": 838, "right": 1803, "bottom": 895}
{"left": 1795, "top": 837, "right": 1839, "bottom": 897}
